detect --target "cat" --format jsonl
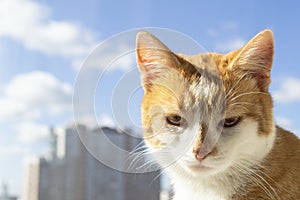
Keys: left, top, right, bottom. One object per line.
{"left": 136, "top": 29, "right": 300, "bottom": 200}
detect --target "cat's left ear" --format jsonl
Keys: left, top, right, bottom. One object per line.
{"left": 231, "top": 29, "right": 274, "bottom": 91}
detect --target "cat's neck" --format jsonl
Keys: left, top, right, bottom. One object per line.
{"left": 169, "top": 163, "right": 252, "bottom": 200}
{"left": 236, "top": 126, "right": 300, "bottom": 199}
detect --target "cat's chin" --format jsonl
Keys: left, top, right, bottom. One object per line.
{"left": 181, "top": 162, "right": 221, "bottom": 177}
{"left": 188, "top": 164, "right": 213, "bottom": 172}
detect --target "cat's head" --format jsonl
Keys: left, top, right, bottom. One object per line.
{"left": 136, "top": 30, "right": 275, "bottom": 177}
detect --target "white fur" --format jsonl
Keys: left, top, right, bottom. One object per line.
{"left": 148, "top": 118, "right": 276, "bottom": 200}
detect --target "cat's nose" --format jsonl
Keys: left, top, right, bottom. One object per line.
{"left": 193, "top": 148, "right": 208, "bottom": 161}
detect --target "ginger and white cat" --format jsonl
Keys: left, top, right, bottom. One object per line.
{"left": 136, "top": 30, "right": 300, "bottom": 200}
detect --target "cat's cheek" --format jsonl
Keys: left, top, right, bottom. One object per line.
{"left": 156, "top": 133, "right": 178, "bottom": 147}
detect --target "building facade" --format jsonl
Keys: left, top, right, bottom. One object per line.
{"left": 23, "top": 125, "right": 160, "bottom": 200}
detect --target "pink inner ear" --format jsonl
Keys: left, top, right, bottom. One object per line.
{"left": 136, "top": 31, "right": 171, "bottom": 72}
{"left": 231, "top": 30, "right": 274, "bottom": 91}
{"left": 136, "top": 48, "right": 151, "bottom": 73}
{"left": 136, "top": 31, "right": 181, "bottom": 91}
{"left": 255, "top": 71, "right": 271, "bottom": 91}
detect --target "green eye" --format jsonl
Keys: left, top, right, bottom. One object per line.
{"left": 166, "top": 115, "right": 183, "bottom": 126}
{"left": 223, "top": 116, "right": 241, "bottom": 128}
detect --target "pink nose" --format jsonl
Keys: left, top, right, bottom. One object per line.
{"left": 193, "top": 149, "right": 208, "bottom": 161}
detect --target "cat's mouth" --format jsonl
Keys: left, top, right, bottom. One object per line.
{"left": 180, "top": 155, "right": 216, "bottom": 173}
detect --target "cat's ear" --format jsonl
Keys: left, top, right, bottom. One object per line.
{"left": 136, "top": 31, "right": 180, "bottom": 91}
{"left": 231, "top": 29, "right": 274, "bottom": 91}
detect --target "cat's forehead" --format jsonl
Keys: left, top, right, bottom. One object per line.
{"left": 142, "top": 52, "right": 225, "bottom": 117}
{"left": 178, "top": 53, "right": 222, "bottom": 86}
{"left": 175, "top": 54, "right": 225, "bottom": 114}
{"left": 177, "top": 53, "right": 221, "bottom": 76}
{"left": 186, "top": 75, "right": 224, "bottom": 114}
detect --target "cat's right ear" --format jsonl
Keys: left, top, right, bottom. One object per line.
{"left": 136, "top": 31, "right": 179, "bottom": 91}
{"left": 230, "top": 30, "right": 274, "bottom": 91}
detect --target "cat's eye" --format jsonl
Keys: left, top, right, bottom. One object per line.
{"left": 223, "top": 116, "right": 241, "bottom": 128}
{"left": 166, "top": 115, "right": 184, "bottom": 127}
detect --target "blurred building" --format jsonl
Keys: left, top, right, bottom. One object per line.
{"left": 23, "top": 125, "right": 160, "bottom": 200}
{"left": 0, "top": 183, "right": 18, "bottom": 200}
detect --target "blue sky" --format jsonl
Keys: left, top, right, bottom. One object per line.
{"left": 0, "top": 0, "right": 300, "bottom": 196}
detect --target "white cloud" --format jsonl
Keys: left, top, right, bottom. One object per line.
{"left": 0, "top": 0, "right": 96, "bottom": 57}
{"left": 16, "top": 122, "right": 50, "bottom": 144}
{"left": 0, "top": 144, "right": 30, "bottom": 156}
{"left": 215, "top": 37, "right": 246, "bottom": 52}
{"left": 74, "top": 114, "right": 98, "bottom": 128}
{"left": 74, "top": 114, "right": 116, "bottom": 129}
{"left": 0, "top": 71, "right": 72, "bottom": 121}
{"left": 99, "top": 114, "right": 115, "bottom": 128}
{"left": 72, "top": 42, "right": 135, "bottom": 72}
{"left": 207, "top": 21, "right": 239, "bottom": 38}
{"left": 0, "top": 0, "right": 135, "bottom": 73}
{"left": 207, "top": 21, "right": 246, "bottom": 52}
{"left": 273, "top": 77, "right": 300, "bottom": 103}
{"left": 219, "top": 21, "right": 239, "bottom": 32}
{"left": 275, "top": 116, "right": 293, "bottom": 130}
